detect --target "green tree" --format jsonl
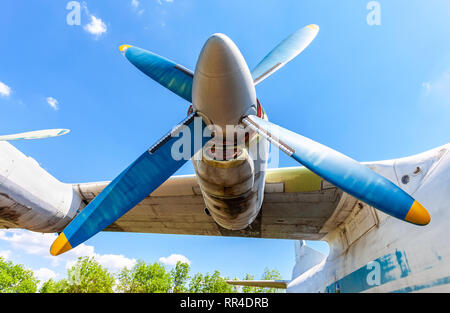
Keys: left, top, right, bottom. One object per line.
{"left": 203, "top": 271, "right": 234, "bottom": 293}
{"left": 39, "top": 278, "right": 70, "bottom": 293}
{"left": 260, "top": 268, "right": 283, "bottom": 293}
{"left": 64, "top": 257, "right": 115, "bottom": 293}
{"left": 0, "top": 257, "right": 38, "bottom": 293}
{"left": 118, "top": 261, "right": 172, "bottom": 293}
{"left": 241, "top": 273, "right": 258, "bottom": 293}
{"left": 170, "top": 261, "right": 190, "bottom": 293}
{"left": 241, "top": 268, "right": 284, "bottom": 293}
{"left": 188, "top": 270, "right": 234, "bottom": 293}
{"left": 188, "top": 272, "right": 204, "bottom": 293}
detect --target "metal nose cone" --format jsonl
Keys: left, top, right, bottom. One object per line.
{"left": 193, "top": 33, "right": 256, "bottom": 128}
{"left": 196, "top": 33, "right": 243, "bottom": 77}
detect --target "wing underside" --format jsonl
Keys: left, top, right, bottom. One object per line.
{"left": 75, "top": 167, "right": 356, "bottom": 240}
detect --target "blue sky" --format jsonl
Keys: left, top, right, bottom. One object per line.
{"left": 1, "top": 0, "right": 450, "bottom": 284}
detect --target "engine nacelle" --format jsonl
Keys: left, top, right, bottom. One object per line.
{"left": 193, "top": 126, "right": 268, "bottom": 230}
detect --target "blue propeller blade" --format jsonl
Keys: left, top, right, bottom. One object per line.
{"left": 243, "top": 115, "right": 430, "bottom": 226}
{"left": 251, "top": 24, "right": 319, "bottom": 85}
{"left": 51, "top": 114, "right": 210, "bottom": 255}
{"left": 120, "top": 45, "right": 194, "bottom": 102}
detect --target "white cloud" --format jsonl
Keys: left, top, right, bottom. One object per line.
{"left": 84, "top": 15, "right": 107, "bottom": 37}
{"left": 0, "top": 250, "right": 11, "bottom": 259}
{"left": 159, "top": 254, "right": 191, "bottom": 266}
{"left": 422, "top": 82, "right": 431, "bottom": 95}
{"left": 0, "top": 81, "right": 11, "bottom": 97}
{"left": 0, "top": 230, "right": 136, "bottom": 275}
{"left": 131, "top": 0, "right": 145, "bottom": 15}
{"left": 65, "top": 253, "right": 136, "bottom": 273}
{"left": 0, "top": 231, "right": 195, "bottom": 283}
{"left": 157, "top": 0, "right": 174, "bottom": 4}
{"left": 46, "top": 97, "right": 59, "bottom": 110}
{"left": 34, "top": 267, "right": 57, "bottom": 282}
{"left": 80, "top": 3, "right": 107, "bottom": 38}
{"left": 422, "top": 72, "right": 450, "bottom": 100}
{"left": 91, "top": 254, "right": 136, "bottom": 272}
{"left": 97, "top": 254, "right": 136, "bottom": 271}
{"left": 0, "top": 230, "right": 56, "bottom": 255}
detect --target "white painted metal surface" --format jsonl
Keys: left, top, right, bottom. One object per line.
{"left": 288, "top": 144, "right": 450, "bottom": 292}
{"left": 0, "top": 141, "right": 81, "bottom": 232}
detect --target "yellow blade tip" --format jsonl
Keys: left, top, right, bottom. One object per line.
{"left": 119, "top": 44, "right": 132, "bottom": 53}
{"left": 405, "top": 200, "right": 431, "bottom": 226}
{"left": 306, "top": 24, "right": 319, "bottom": 31}
{"left": 50, "top": 233, "right": 73, "bottom": 256}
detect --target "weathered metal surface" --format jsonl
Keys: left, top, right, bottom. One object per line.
{"left": 291, "top": 240, "right": 327, "bottom": 280}
{"left": 2, "top": 132, "right": 448, "bottom": 292}
{"left": 190, "top": 33, "right": 272, "bottom": 231}
{"left": 76, "top": 170, "right": 343, "bottom": 240}
{"left": 288, "top": 144, "right": 450, "bottom": 292}
{"left": 0, "top": 139, "right": 352, "bottom": 241}
{"left": 0, "top": 141, "right": 82, "bottom": 233}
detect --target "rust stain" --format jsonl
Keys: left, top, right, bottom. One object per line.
{"left": 0, "top": 192, "right": 23, "bottom": 224}
{"left": 0, "top": 207, "right": 21, "bottom": 224}
{"left": 105, "top": 222, "right": 125, "bottom": 232}
{"left": 209, "top": 191, "right": 257, "bottom": 218}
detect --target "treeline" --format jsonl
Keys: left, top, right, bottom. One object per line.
{"left": 0, "top": 256, "right": 284, "bottom": 293}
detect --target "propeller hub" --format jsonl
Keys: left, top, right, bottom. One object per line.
{"left": 192, "top": 33, "right": 257, "bottom": 134}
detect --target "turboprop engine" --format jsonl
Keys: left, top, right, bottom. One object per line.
{"left": 192, "top": 33, "right": 269, "bottom": 230}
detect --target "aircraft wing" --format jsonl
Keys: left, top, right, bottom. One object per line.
{"left": 3, "top": 143, "right": 443, "bottom": 240}
{"left": 75, "top": 167, "right": 357, "bottom": 240}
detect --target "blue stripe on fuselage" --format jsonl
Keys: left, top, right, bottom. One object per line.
{"left": 325, "top": 250, "right": 412, "bottom": 293}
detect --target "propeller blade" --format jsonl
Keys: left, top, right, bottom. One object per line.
{"left": 120, "top": 45, "right": 193, "bottom": 102}
{"left": 243, "top": 115, "right": 430, "bottom": 226}
{"left": 0, "top": 129, "right": 70, "bottom": 141}
{"left": 251, "top": 24, "right": 319, "bottom": 85}
{"left": 50, "top": 114, "right": 210, "bottom": 256}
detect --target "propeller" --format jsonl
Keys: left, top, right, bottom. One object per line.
{"left": 51, "top": 43, "right": 208, "bottom": 256}
{"left": 120, "top": 45, "right": 194, "bottom": 102}
{"left": 242, "top": 115, "right": 430, "bottom": 226}
{"left": 0, "top": 129, "right": 70, "bottom": 141}
{"left": 251, "top": 24, "right": 319, "bottom": 85}
{"left": 50, "top": 23, "right": 428, "bottom": 258}
{"left": 119, "top": 24, "right": 319, "bottom": 101}
{"left": 50, "top": 114, "right": 210, "bottom": 255}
